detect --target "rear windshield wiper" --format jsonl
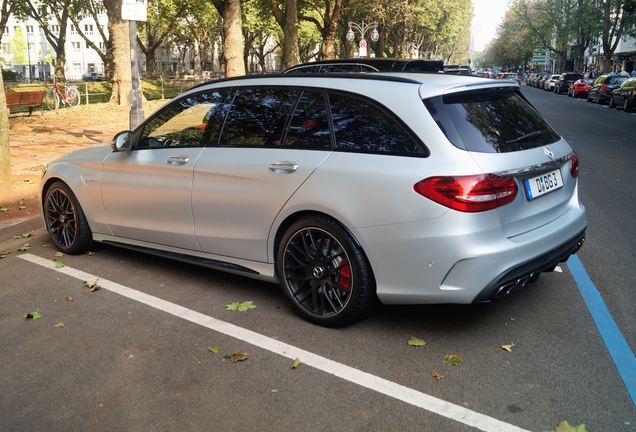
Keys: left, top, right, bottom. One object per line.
{"left": 505, "top": 130, "right": 543, "bottom": 145}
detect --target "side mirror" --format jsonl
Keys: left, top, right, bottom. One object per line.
{"left": 112, "top": 130, "right": 132, "bottom": 152}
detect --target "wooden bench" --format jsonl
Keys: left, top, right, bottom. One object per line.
{"left": 6, "top": 90, "right": 46, "bottom": 116}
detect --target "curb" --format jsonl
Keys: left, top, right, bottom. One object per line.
{"left": 0, "top": 215, "right": 42, "bottom": 241}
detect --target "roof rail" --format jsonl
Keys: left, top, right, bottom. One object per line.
{"left": 186, "top": 72, "right": 422, "bottom": 92}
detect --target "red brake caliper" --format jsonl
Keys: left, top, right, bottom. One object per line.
{"left": 335, "top": 257, "right": 351, "bottom": 289}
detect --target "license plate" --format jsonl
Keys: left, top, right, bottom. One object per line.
{"left": 523, "top": 169, "right": 563, "bottom": 200}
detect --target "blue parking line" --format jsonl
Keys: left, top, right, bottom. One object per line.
{"left": 567, "top": 255, "right": 636, "bottom": 407}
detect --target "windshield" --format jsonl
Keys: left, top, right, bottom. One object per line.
{"left": 424, "top": 88, "right": 561, "bottom": 153}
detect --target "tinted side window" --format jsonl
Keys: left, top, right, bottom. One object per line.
{"left": 329, "top": 93, "right": 425, "bottom": 156}
{"left": 137, "top": 91, "right": 226, "bottom": 149}
{"left": 219, "top": 88, "right": 299, "bottom": 147}
{"left": 285, "top": 90, "right": 331, "bottom": 150}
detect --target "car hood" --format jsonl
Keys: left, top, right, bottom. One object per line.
{"left": 51, "top": 143, "right": 113, "bottom": 165}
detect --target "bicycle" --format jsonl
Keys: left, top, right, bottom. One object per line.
{"left": 44, "top": 78, "right": 81, "bottom": 110}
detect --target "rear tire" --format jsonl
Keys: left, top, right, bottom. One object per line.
{"left": 609, "top": 96, "right": 615, "bottom": 108}
{"left": 624, "top": 98, "right": 632, "bottom": 113}
{"left": 276, "top": 216, "right": 376, "bottom": 327}
{"left": 44, "top": 181, "right": 92, "bottom": 254}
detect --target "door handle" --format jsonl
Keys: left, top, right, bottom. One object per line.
{"left": 167, "top": 156, "right": 189, "bottom": 166}
{"left": 268, "top": 161, "right": 298, "bottom": 174}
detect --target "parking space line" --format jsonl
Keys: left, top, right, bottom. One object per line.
{"left": 18, "top": 253, "right": 529, "bottom": 432}
{"left": 568, "top": 255, "right": 636, "bottom": 407}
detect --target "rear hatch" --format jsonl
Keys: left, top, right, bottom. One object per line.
{"left": 423, "top": 86, "right": 577, "bottom": 238}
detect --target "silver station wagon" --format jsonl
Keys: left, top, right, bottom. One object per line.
{"left": 41, "top": 73, "right": 586, "bottom": 326}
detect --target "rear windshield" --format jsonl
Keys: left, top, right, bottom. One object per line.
{"left": 424, "top": 88, "right": 560, "bottom": 153}
{"left": 607, "top": 76, "right": 628, "bottom": 86}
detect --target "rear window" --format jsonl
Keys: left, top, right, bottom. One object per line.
{"left": 607, "top": 76, "right": 628, "bottom": 86}
{"left": 424, "top": 88, "right": 560, "bottom": 153}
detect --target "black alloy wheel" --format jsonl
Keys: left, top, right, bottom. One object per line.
{"left": 609, "top": 96, "right": 615, "bottom": 108}
{"left": 44, "top": 181, "right": 92, "bottom": 254}
{"left": 277, "top": 216, "right": 376, "bottom": 326}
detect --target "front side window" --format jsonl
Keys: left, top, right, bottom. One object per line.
{"left": 424, "top": 88, "right": 560, "bottom": 153}
{"left": 329, "top": 93, "right": 425, "bottom": 156}
{"left": 218, "top": 88, "right": 299, "bottom": 147}
{"left": 137, "top": 91, "right": 226, "bottom": 149}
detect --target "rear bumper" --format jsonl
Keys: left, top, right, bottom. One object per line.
{"left": 356, "top": 201, "right": 587, "bottom": 305}
{"left": 473, "top": 229, "right": 585, "bottom": 302}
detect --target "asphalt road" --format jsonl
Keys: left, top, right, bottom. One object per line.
{"left": 0, "top": 86, "right": 634, "bottom": 432}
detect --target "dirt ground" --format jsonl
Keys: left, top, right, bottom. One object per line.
{"left": 0, "top": 100, "right": 166, "bottom": 225}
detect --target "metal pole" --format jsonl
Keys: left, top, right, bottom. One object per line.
{"left": 129, "top": 20, "right": 144, "bottom": 130}
{"left": 26, "top": 28, "right": 32, "bottom": 83}
{"left": 85, "top": 82, "right": 89, "bottom": 105}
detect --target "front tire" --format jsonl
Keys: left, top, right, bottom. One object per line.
{"left": 44, "top": 181, "right": 92, "bottom": 254}
{"left": 66, "top": 86, "right": 81, "bottom": 108}
{"left": 609, "top": 96, "right": 615, "bottom": 108}
{"left": 276, "top": 216, "right": 376, "bottom": 326}
{"left": 624, "top": 98, "right": 632, "bottom": 113}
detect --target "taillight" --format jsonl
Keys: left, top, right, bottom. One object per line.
{"left": 601, "top": 84, "right": 607, "bottom": 94}
{"left": 570, "top": 153, "right": 579, "bottom": 178}
{"left": 413, "top": 174, "right": 518, "bottom": 213}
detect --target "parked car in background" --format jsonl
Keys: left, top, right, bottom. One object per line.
{"left": 555, "top": 73, "right": 583, "bottom": 94}
{"left": 500, "top": 72, "right": 521, "bottom": 84}
{"left": 587, "top": 73, "right": 629, "bottom": 104}
{"left": 537, "top": 74, "right": 549, "bottom": 89}
{"left": 39, "top": 72, "right": 586, "bottom": 326}
{"left": 608, "top": 77, "right": 636, "bottom": 112}
{"left": 82, "top": 72, "right": 105, "bottom": 82}
{"left": 568, "top": 79, "right": 593, "bottom": 97}
{"left": 544, "top": 75, "right": 560, "bottom": 91}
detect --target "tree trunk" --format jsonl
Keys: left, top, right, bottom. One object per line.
{"left": 194, "top": 38, "right": 202, "bottom": 79}
{"left": 221, "top": 0, "right": 245, "bottom": 77}
{"left": 282, "top": 0, "right": 299, "bottom": 68}
{"left": 376, "top": 24, "right": 386, "bottom": 58}
{"left": 145, "top": 49, "right": 157, "bottom": 77}
{"left": 322, "top": 31, "right": 336, "bottom": 60}
{"left": 603, "top": 54, "right": 612, "bottom": 73}
{"left": 0, "top": 71, "right": 9, "bottom": 192}
{"left": 55, "top": 33, "right": 67, "bottom": 81}
{"left": 106, "top": 0, "right": 132, "bottom": 105}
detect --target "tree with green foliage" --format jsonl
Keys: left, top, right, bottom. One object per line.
{"left": 15, "top": 0, "right": 72, "bottom": 80}
{"left": 269, "top": 0, "right": 300, "bottom": 68}
{"left": 599, "top": 0, "right": 636, "bottom": 71}
{"left": 242, "top": 0, "right": 280, "bottom": 72}
{"left": 8, "top": 26, "right": 27, "bottom": 64}
{"left": 299, "top": 0, "right": 343, "bottom": 60}
{"left": 68, "top": 0, "right": 113, "bottom": 79}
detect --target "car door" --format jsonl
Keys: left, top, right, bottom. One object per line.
{"left": 192, "top": 87, "right": 333, "bottom": 262}
{"left": 101, "top": 91, "right": 225, "bottom": 250}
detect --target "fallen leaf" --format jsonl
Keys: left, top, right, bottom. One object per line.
{"left": 0, "top": 207, "right": 8, "bottom": 212}
{"left": 208, "top": 346, "right": 220, "bottom": 354}
{"left": 83, "top": 279, "right": 100, "bottom": 292}
{"left": 53, "top": 259, "right": 65, "bottom": 268}
{"left": 54, "top": 251, "right": 65, "bottom": 257}
{"left": 66, "top": 295, "right": 74, "bottom": 302}
{"left": 0, "top": 250, "right": 11, "bottom": 259}
{"left": 226, "top": 301, "right": 256, "bottom": 312}
{"left": 554, "top": 420, "right": 587, "bottom": 432}
{"left": 12, "top": 232, "right": 33, "bottom": 239}
{"left": 271, "top": 389, "right": 279, "bottom": 393}
{"left": 224, "top": 351, "right": 250, "bottom": 363}
{"left": 407, "top": 337, "right": 427, "bottom": 347}
{"left": 291, "top": 358, "right": 301, "bottom": 369}
{"left": 500, "top": 342, "right": 516, "bottom": 352}
{"left": 17, "top": 243, "right": 31, "bottom": 253}
{"left": 431, "top": 372, "right": 444, "bottom": 381}
{"left": 22, "top": 310, "right": 42, "bottom": 320}
{"left": 17, "top": 200, "right": 27, "bottom": 210}
{"left": 23, "top": 179, "right": 34, "bottom": 184}
{"left": 86, "top": 251, "right": 95, "bottom": 256}
{"left": 442, "top": 354, "right": 464, "bottom": 366}
{"left": 53, "top": 322, "right": 64, "bottom": 328}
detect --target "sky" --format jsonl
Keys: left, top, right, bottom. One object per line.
{"left": 471, "top": 0, "right": 512, "bottom": 52}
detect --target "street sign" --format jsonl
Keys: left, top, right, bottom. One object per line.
{"left": 532, "top": 48, "right": 549, "bottom": 64}
{"left": 122, "top": 0, "right": 148, "bottom": 22}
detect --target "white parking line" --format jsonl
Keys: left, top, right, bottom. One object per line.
{"left": 18, "top": 253, "right": 529, "bottom": 432}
